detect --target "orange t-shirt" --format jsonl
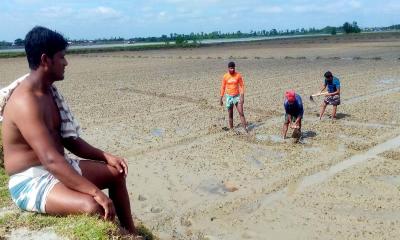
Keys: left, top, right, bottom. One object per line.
{"left": 220, "top": 72, "right": 245, "bottom": 96}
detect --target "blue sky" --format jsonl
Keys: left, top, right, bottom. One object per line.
{"left": 0, "top": 0, "right": 399, "bottom": 41}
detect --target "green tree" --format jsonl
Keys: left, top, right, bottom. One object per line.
{"left": 14, "top": 38, "right": 24, "bottom": 46}
{"left": 343, "top": 21, "right": 361, "bottom": 34}
{"left": 175, "top": 35, "right": 186, "bottom": 45}
{"left": 352, "top": 21, "right": 361, "bottom": 33}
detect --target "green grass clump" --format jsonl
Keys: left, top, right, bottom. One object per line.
{"left": 0, "top": 130, "right": 10, "bottom": 207}
{"left": 137, "top": 224, "right": 156, "bottom": 240}
{"left": 0, "top": 168, "right": 10, "bottom": 206}
{"left": 0, "top": 211, "right": 157, "bottom": 240}
{"left": 0, "top": 212, "right": 119, "bottom": 240}
{"left": 0, "top": 52, "right": 26, "bottom": 58}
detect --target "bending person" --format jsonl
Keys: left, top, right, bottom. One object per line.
{"left": 282, "top": 90, "right": 303, "bottom": 139}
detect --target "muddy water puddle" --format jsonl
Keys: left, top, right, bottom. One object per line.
{"left": 195, "top": 179, "right": 230, "bottom": 196}
{"left": 303, "top": 147, "right": 322, "bottom": 153}
{"left": 175, "top": 127, "right": 190, "bottom": 136}
{"left": 151, "top": 128, "right": 165, "bottom": 137}
{"left": 255, "top": 134, "right": 284, "bottom": 143}
{"left": 374, "top": 175, "right": 400, "bottom": 187}
{"left": 244, "top": 155, "right": 266, "bottom": 170}
{"left": 377, "top": 78, "right": 400, "bottom": 85}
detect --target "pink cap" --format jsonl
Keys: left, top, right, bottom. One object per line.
{"left": 285, "top": 90, "right": 296, "bottom": 103}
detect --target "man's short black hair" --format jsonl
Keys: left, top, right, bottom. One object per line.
{"left": 324, "top": 71, "right": 333, "bottom": 79}
{"left": 25, "top": 26, "right": 68, "bottom": 70}
{"left": 228, "top": 61, "right": 235, "bottom": 68}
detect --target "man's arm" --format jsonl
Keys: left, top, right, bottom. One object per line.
{"left": 220, "top": 76, "right": 226, "bottom": 106}
{"left": 329, "top": 88, "right": 340, "bottom": 96}
{"left": 12, "top": 95, "right": 115, "bottom": 219}
{"left": 320, "top": 83, "right": 327, "bottom": 93}
{"left": 63, "top": 137, "right": 127, "bottom": 175}
{"left": 238, "top": 75, "right": 245, "bottom": 104}
{"left": 63, "top": 137, "right": 105, "bottom": 161}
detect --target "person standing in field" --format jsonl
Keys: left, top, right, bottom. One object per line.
{"left": 1, "top": 26, "right": 138, "bottom": 236}
{"left": 282, "top": 90, "right": 303, "bottom": 139}
{"left": 219, "top": 61, "right": 248, "bottom": 133}
{"left": 319, "top": 71, "right": 341, "bottom": 120}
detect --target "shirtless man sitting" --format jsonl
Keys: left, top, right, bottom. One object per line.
{"left": 2, "top": 26, "right": 137, "bottom": 235}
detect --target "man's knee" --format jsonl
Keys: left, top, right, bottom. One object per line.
{"left": 81, "top": 197, "right": 102, "bottom": 215}
{"left": 108, "top": 166, "right": 126, "bottom": 185}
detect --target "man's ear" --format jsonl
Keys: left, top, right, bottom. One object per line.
{"left": 40, "top": 53, "right": 50, "bottom": 69}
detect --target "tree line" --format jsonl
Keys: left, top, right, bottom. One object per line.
{"left": 0, "top": 21, "right": 394, "bottom": 48}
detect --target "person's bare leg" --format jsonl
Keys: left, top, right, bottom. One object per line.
{"left": 46, "top": 182, "right": 104, "bottom": 216}
{"left": 332, "top": 105, "right": 337, "bottom": 119}
{"left": 297, "top": 118, "right": 302, "bottom": 138}
{"left": 320, "top": 102, "right": 327, "bottom": 120}
{"left": 228, "top": 106, "right": 234, "bottom": 129}
{"left": 298, "top": 118, "right": 302, "bottom": 132}
{"left": 79, "top": 160, "right": 137, "bottom": 234}
{"left": 282, "top": 121, "right": 289, "bottom": 139}
{"left": 236, "top": 103, "right": 248, "bottom": 133}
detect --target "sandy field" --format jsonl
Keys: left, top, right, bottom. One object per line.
{"left": 1, "top": 36, "right": 400, "bottom": 239}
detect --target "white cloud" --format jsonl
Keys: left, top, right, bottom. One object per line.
{"left": 386, "top": 2, "right": 400, "bottom": 10}
{"left": 13, "top": 0, "right": 42, "bottom": 4}
{"left": 89, "top": 6, "right": 122, "bottom": 19}
{"left": 291, "top": 4, "right": 320, "bottom": 13}
{"left": 39, "top": 6, "right": 74, "bottom": 18}
{"left": 290, "top": 0, "right": 363, "bottom": 14}
{"left": 349, "top": 0, "right": 362, "bottom": 9}
{"left": 255, "top": 6, "right": 283, "bottom": 14}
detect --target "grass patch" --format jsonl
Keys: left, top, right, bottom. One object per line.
{"left": 0, "top": 168, "right": 10, "bottom": 206}
{"left": 0, "top": 43, "right": 201, "bottom": 59}
{"left": 0, "top": 51, "right": 25, "bottom": 58}
{"left": 0, "top": 211, "right": 156, "bottom": 240}
{"left": 0, "top": 212, "right": 119, "bottom": 240}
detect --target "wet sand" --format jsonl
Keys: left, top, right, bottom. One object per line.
{"left": 1, "top": 37, "right": 400, "bottom": 239}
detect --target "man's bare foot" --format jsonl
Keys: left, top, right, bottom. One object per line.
{"left": 119, "top": 227, "right": 142, "bottom": 239}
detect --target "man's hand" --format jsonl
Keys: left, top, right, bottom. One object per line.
{"left": 93, "top": 190, "right": 116, "bottom": 220}
{"left": 291, "top": 124, "right": 300, "bottom": 129}
{"left": 104, "top": 152, "right": 128, "bottom": 177}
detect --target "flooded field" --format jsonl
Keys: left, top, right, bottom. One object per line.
{"left": 1, "top": 37, "right": 400, "bottom": 239}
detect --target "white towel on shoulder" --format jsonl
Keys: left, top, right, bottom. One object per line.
{"left": 0, "top": 74, "right": 81, "bottom": 139}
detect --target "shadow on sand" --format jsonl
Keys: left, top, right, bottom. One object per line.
{"left": 335, "top": 113, "right": 351, "bottom": 119}
{"left": 302, "top": 130, "right": 317, "bottom": 139}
